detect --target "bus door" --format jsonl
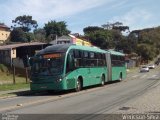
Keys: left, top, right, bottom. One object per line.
{"left": 74, "top": 50, "right": 91, "bottom": 86}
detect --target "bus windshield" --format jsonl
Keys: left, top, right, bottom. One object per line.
{"left": 31, "top": 53, "right": 64, "bottom": 76}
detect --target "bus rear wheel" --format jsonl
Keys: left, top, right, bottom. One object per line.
{"left": 119, "top": 73, "right": 122, "bottom": 81}
{"left": 75, "top": 79, "right": 82, "bottom": 92}
{"left": 101, "top": 75, "right": 105, "bottom": 86}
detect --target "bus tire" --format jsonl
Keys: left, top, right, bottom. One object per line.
{"left": 75, "top": 78, "right": 82, "bottom": 92}
{"left": 101, "top": 75, "right": 105, "bottom": 86}
{"left": 119, "top": 73, "right": 122, "bottom": 81}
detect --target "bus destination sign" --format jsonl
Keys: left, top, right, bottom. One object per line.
{"left": 43, "top": 53, "right": 62, "bottom": 59}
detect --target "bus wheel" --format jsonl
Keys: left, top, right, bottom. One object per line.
{"left": 75, "top": 79, "right": 81, "bottom": 92}
{"left": 101, "top": 75, "right": 105, "bottom": 86}
{"left": 119, "top": 74, "right": 122, "bottom": 81}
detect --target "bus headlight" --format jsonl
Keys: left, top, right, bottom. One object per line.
{"left": 56, "top": 78, "right": 62, "bottom": 82}
{"left": 59, "top": 78, "right": 62, "bottom": 82}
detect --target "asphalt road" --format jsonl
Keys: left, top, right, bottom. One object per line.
{"left": 0, "top": 67, "right": 160, "bottom": 120}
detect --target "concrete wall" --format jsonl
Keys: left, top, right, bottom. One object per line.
{"left": 126, "top": 59, "right": 136, "bottom": 69}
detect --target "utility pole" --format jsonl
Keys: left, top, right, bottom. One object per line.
{"left": 25, "top": 67, "right": 28, "bottom": 83}
{"left": 12, "top": 58, "right": 16, "bottom": 84}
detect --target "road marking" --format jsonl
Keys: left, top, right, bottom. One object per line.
{"left": 141, "top": 75, "right": 147, "bottom": 78}
{"left": 148, "top": 75, "right": 159, "bottom": 79}
{"left": 132, "top": 75, "right": 138, "bottom": 78}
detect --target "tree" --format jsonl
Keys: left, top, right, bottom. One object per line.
{"left": 12, "top": 15, "right": 38, "bottom": 32}
{"left": 136, "top": 44, "right": 156, "bottom": 61}
{"left": 25, "top": 32, "right": 35, "bottom": 42}
{"left": 102, "top": 22, "right": 129, "bottom": 32}
{"left": 10, "top": 28, "right": 35, "bottom": 42}
{"left": 10, "top": 28, "right": 27, "bottom": 42}
{"left": 83, "top": 26, "right": 104, "bottom": 34}
{"left": 44, "top": 20, "right": 70, "bottom": 41}
{"left": 83, "top": 26, "right": 114, "bottom": 49}
{"left": 129, "top": 26, "right": 160, "bottom": 60}
{"left": 34, "top": 28, "right": 46, "bottom": 42}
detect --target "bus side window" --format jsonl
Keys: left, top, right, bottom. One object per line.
{"left": 102, "top": 54, "right": 106, "bottom": 66}
{"left": 97, "top": 53, "right": 103, "bottom": 66}
{"left": 66, "top": 50, "right": 75, "bottom": 73}
{"left": 83, "top": 51, "right": 89, "bottom": 67}
{"left": 73, "top": 50, "right": 83, "bottom": 68}
{"left": 111, "top": 55, "right": 115, "bottom": 66}
{"left": 89, "top": 52, "right": 96, "bottom": 67}
{"left": 79, "top": 50, "right": 83, "bottom": 67}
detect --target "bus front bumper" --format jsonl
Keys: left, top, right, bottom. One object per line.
{"left": 30, "top": 82, "right": 66, "bottom": 91}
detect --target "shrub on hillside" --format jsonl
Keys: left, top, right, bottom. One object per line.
{"left": 0, "top": 64, "right": 8, "bottom": 73}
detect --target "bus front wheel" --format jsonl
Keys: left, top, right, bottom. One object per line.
{"left": 75, "top": 79, "right": 82, "bottom": 92}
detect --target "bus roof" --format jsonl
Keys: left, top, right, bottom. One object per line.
{"left": 69, "top": 45, "right": 106, "bottom": 53}
{"left": 108, "top": 50, "right": 125, "bottom": 56}
{"left": 36, "top": 44, "right": 106, "bottom": 55}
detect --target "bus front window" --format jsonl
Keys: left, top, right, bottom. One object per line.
{"left": 31, "top": 54, "right": 64, "bottom": 76}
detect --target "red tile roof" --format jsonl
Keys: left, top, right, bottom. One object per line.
{"left": 0, "top": 24, "right": 10, "bottom": 29}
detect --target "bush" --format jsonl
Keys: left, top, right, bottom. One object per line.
{"left": 0, "top": 64, "right": 8, "bottom": 73}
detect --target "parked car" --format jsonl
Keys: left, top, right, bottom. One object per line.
{"left": 140, "top": 66, "right": 149, "bottom": 72}
{"left": 148, "top": 64, "right": 155, "bottom": 69}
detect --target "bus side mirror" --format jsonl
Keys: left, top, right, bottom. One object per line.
{"left": 29, "top": 57, "right": 33, "bottom": 66}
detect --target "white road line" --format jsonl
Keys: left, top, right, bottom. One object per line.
{"left": 141, "top": 75, "right": 147, "bottom": 78}
{"left": 132, "top": 75, "right": 139, "bottom": 78}
{"left": 148, "top": 75, "right": 158, "bottom": 79}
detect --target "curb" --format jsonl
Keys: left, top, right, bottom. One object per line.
{"left": 0, "top": 89, "right": 30, "bottom": 100}
{"left": 0, "top": 94, "right": 17, "bottom": 99}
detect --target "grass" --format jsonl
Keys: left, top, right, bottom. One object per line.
{"left": 0, "top": 72, "right": 27, "bottom": 84}
{"left": 0, "top": 83, "right": 29, "bottom": 91}
{"left": 0, "top": 66, "right": 30, "bottom": 91}
{"left": 127, "top": 67, "right": 139, "bottom": 73}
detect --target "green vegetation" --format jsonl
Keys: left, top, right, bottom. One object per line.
{"left": 0, "top": 83, "right": 29, "bottom": 91}
{"left": 10, "top": 15, "right": 38, "bottom": 42}
{"left": 0, "top": 64, "right": 8, "bottom": 73}
{"left": 44, "top": 20, "right": 71, "bottom": 42}
{"left": 0, "top": 64, "right": 29, "bottom": 91}
{"left": 10, "top": 15, "right": 70, "bottom": 43}
{"left": 12, "top": 15, "right": 38, "bottom": 32}
{"left": 127, "top": 67, "right": 139, "bottom": 73}
{"left": 83, "top": 22, "right": 160, "bottom": 61}
{"left": 0, "top": 72, "right": 26, "bottom": 84}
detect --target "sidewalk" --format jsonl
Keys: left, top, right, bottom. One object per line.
{"left": 114, "top": 80, "right": 160, "bottom": 114}
{"left": 0, "top": 88, "right": 29, "bottom": 97}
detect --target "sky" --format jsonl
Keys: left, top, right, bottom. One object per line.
{"left": 0, "top": 0, "right": 160, "bottom": 34}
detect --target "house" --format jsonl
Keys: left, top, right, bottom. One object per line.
{"left": 0, "top": 42, "right": 49, "bottom": 68}
{"left": 50, "top": 35, "right": 71, "bottom": 45}
{"left": 50, "top": 35, "right": 92, "bottom": 46}
{"left": 0, "top": 24, "right": 10, "bottom": 44}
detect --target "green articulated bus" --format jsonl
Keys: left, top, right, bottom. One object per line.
{"left": 29, "top": 44, "right": 126, "bottom": 92}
